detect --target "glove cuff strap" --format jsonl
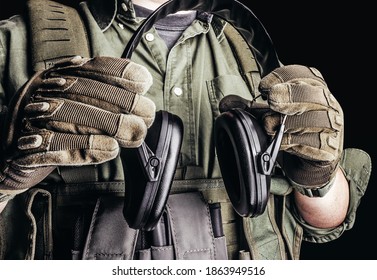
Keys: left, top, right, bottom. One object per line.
{"left": 291, "top": 176, "right": 336, "bottom": 198}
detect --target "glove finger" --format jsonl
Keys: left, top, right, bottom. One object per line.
{"left": 15, "top": 130, "right": 119, "bottom": 168}
{"left": 46, "top": 56, "right": 153, "bottom": 95}
{"left": 259, "top": 64, "right": 326, "bottom": 92}
{"left": 262, "top": 111, "right": 342, "bottom": 135}
{"left": 25, "top": 98, "right": 150, "bottom": 147}
{"left": 218, "top": 94, "right": 271, "bottom": 118}
{"left": 280, "top": 131, "right": 342, "bottom": 162}
{"left": 218, "top": 94, "right": 254, "bottom": 113}
{"left": 267, "top": 82, "right": 341, "bottom": 116}
{"left": 0, "top": 165, "right": 55, "bottom": 195}
{"left": 262, "top": 112, "right": 343, "bottom": 162}
{"left": 36, "top": 76, "right": 156, "bottom": 121}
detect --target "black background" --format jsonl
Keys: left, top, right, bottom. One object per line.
{"left": 1, "top": 1, "right": 375, "bottom": 260}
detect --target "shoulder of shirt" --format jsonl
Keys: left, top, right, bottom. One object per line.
{"left": 209, "top": 16, "right": 227, "bottom": 39}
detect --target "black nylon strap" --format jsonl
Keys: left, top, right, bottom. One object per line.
{"left": 58, "top": 166, "right": 98, "bottom": 184}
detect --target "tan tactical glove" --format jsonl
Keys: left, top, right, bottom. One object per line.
{"left": 258, "top": 65, "right": 344, "bottom": 196}
{"left": 21, "top": 56, "right": 155, "bottom": 148}
{"left": 1, "top": 56, "right": 155, "bottom": 198}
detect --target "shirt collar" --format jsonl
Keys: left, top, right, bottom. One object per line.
{"left": 86, "top": 0, "right": 128, "bottom": 31}
{"left": 86, "top": 0, "right": 216, "bottom": 31}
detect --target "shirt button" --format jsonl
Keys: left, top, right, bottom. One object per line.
{"left": 121, "top": 3, "right": 128, "bottom": 12}
{"left": 118, "top": 23, "right": 124, "bottom": 29}
{"left": 145, "top": 33, "right": 155, "bottom": 42}
{"left": 173, "top": 87, "right": 183, "bottom": 96}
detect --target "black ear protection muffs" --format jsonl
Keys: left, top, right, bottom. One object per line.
{"left": 122, "top": 111, "right": 183, "bottom": 231}
{"left": 121, "top": 0, "right": 285, "bottom": 228}
{"left": 215, "top": 103, "right": 286, "bottom": 217}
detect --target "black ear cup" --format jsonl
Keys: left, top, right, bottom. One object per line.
{"left": 214, "top": 108, "right": 270, "bottom": 217}
{"left": 122, "top": 110, "right": 183, "bottom": 231}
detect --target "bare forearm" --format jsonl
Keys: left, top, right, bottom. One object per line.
{"left": 294, "top": 168, "right": 349, "bottom": 228}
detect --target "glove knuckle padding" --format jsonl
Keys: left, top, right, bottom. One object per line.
{"left": 16, "top": 130, "right": 119, "bottom": 167}
{"left": 25, "top": 97, "right": 150, "bottom": 147}
{"left": 37, "top": 56, "right": 156, "bottom": 131}
{"left": 28, "top": 98, "right": 121, "bottom": 134}
{"left": 259, "top": 65, "right": 325, "bottom": 89}
{"left": 268, "top": 83, "right": 333, "bottom": 115}
{"left": 38, "top": 75, "right": 142, "bottom": 115}
{"left": 51, "top": 56, "right": 153, "bottom": 92}
{"left": 0, "top": 165, "right": 55, "bottom": 195}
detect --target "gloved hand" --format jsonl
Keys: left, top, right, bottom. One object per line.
{"left": 219, "top": 65, "right": 344, "bottom": 196}
{"left": 257, "top": 65, "right": 344, "bottom": 195}
{"left": 18, "top": 56, "right": 155, "bottom": 148}
{"left": 1, "top": 56, "right": 155, "bottom": 197}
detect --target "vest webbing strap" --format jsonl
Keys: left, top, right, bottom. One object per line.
{"left": 27, "top": 0, "right": 91, "bottom": 71}
{"left": 224, "top": 23, "right": 261, "bottom": 96}
{"left": 82, "top": 197, "right": 139, "bottom": 260}
{"left": 58, "top": 166, "right": 98, "bottom": 184}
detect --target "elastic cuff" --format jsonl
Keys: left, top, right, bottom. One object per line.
{"left": 291, "top": 176, "right": 336, "bottom": 198}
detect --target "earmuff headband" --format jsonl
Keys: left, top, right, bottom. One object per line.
{"left": 122, "top": 0, "right": 280, "bottom": 77}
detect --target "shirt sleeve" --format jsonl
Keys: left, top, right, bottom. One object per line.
{"left": 295, "top": 148, "right": 372, "bottom": 243}
{"left": 0, "top": 21, "right": 6, "bottom": 107}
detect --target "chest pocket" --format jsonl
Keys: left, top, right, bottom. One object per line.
{"left": 206, "top": 74, "right": 254, "bottom": 119}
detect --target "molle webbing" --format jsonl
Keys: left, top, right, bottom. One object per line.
{"left": 224, "top": 23, "right": 261, "bottom": 97}
{"left": 27, "top": 0, "right": 91, "bottom": 71}
{"left": 82, "top": 197, "right": 139, "bottom": 260}
{"left": 165, "top": 192, "right": 228, "bottom": 260}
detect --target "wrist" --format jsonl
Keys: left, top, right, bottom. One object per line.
{"left": 290, "top": 175, "right": 336, "bottom": 198}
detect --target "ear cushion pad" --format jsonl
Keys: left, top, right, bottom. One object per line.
{"left": 122, "top": 110, "right": 183, "bottom": 231}
{"left": 214, "top": 108, "right": 270, "bottom": 217}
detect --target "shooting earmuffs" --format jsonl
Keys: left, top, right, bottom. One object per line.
{"left": 122, "top": 111, "right": 183, "bottom": 231}
{"left": 215, "top": 102, "right": 286, "bottom": 217}
{"left": 122, "top": 0, "right": 285, "bottom": 228}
